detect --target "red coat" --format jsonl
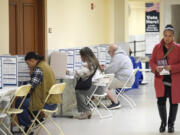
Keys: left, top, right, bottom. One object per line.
{"left": 150, "top": 39, "right": 180, "bottom": 104}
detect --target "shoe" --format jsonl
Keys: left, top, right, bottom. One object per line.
{"left": 73, "top": 111, "right": 92, "bottom": 120}
{"left": 157, "top": 104, "right": 167, "bottom": 133}
{"left": 107, "top": 101, "right": 122, "bottom": 110}
{"left": 78, "top": 114, "right": 92, "bottom": 120}
{"left": 24, "top": 126, "right": 34, "bottom": 135}
{"left": 24, "top": 126, "right": 29, "bottom": 132}
{"left": 35, "top": 117, "right": 46, "bottom": 126}
{"left": 168, "top": 126, "right": 174, "bottom": 133}
{"left": 115, "top": 88, "right": 121, "bottom": 95}
{"left": 167, "top": 104, "right": 178, "bottom": 133}
{"left": 159, "top": 122, "right": 166, "bottom": 133}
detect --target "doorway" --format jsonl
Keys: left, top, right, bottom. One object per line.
{"left": 9, "top": 0, "right": 45, "bottom": 56}
{"left": 171, "top": 5, "right": 180, "bottom": 43}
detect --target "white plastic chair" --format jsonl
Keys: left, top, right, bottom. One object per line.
{"left": 86, "top": 74, "right": 114, "bottom": 119}
{"left": 115, "top": 69, "right": 139, "bottom": 109}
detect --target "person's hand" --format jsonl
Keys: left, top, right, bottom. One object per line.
{"left": 164, "top": 65, "right": 171, "bottom": 71}
{"left": 100, "top": 64, "right": 105, "bottom": 71}
{"left": 66, "top": 69, "right": 70, "bottom": 75}
{"left": 29, "top": 68, "right": 33, "bottom": 75}
{"left": 156, "top": 66, "right": 163, "bottom": 73}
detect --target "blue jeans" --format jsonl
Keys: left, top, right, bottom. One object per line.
{"left": 15, "top": 97, "right": 57, "bottom": 127}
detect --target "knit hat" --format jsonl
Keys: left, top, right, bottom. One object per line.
{"left": 163, "top": 24, "right": 175, "bottom": 34}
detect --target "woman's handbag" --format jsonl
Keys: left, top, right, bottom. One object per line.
{"left": 75, "top": 68, "right": 97, "bottom": 90}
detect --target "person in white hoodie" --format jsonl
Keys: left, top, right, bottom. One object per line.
{"left": 103, "top": 44, "right": 135, "bottom": 109}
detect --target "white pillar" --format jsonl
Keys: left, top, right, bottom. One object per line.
{"left": 114, "top": 0, "right": 128, "bottom": 42}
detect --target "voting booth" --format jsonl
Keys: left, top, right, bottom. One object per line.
{"left": 0, "top": 56, "right": 18, "bottom": 88}
{"left": 50, "top": 52, "right": 67, "bottom": 79}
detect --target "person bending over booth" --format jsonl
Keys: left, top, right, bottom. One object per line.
{"left": 16, "top": 52, "right": 60, "bottom": 133}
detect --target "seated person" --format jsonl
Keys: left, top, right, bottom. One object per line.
{"left": 67, "top": 47, "right": 102, "bottom": 119}
{"left": 103, "top": 44, "right": 135, "bottom": 109}
{"left": 16, "top": 52, "right": 60, "bottom": 132}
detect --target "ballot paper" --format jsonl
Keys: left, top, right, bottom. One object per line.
{"left": 160, "top": 68, "right": 170, "bottom": 75}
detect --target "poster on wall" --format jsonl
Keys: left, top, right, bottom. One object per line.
{"left": 145, "top": 2, "right": 160, "bottom": 54}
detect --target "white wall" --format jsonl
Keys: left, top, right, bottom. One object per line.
{"left": 3, "top": 0, "right": 177, "bottom": 54}
{"left": 128, "top": 1, "right": 145, "bottom": 36}
{"left": 0, "top": 0, "right": 9, "bottom": 54}
{"left": 106, "top": 0, "right": 114, "bottom": 43}
{"left": 47, "top": 0, "right": 113, "bottom": 50}
{"left": 114, "top": 0, "right": 129, "bottom": 42}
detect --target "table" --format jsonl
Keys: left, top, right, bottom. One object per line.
{"left": 54, "top": 75, "right": 76, "bottom": 117}
{"left": 0, "top": 86, "right": 17, "bottom": 134}
{"left": 0, "top": 86, "right": 18, "bottom": 101}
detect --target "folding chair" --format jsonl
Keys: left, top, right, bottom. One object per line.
{"left": 86, "top": 74, "right": 114, "bottom": 119}
{"left": 26, "top": 83, "right": 66, "bottom": 135}
{"left": 0, "top": 108, "right": 8, "bottom": 135}
{"left": 0, "top": 84, "right": 31, "bottom": 135}
{"left": 0, "top": 127, "right": 7, "bottom": 135}
{"left": 115, "top": 69, "right": 139, "bottom": 109}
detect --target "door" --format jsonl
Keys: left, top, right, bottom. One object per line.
{"left": 9, "top": 0, "right": 45, "bottom": 56}
{"left": 171, "top": 5, "right": 180, "bottom": 43}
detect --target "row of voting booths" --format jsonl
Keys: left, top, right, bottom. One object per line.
{"left": 0, "top": 43, "right": 144, "bottom": 90}
{"left": 51, "top": 43, "right": 130, "bottom": 74}
{"left": 49, "top": 43, "right": 143, "bottom": 115}
{"left": 0, "top": 43, "right": 144, "bottom": 117}
{"left": 50, "top": 43, "right": 143, "bottom": 88}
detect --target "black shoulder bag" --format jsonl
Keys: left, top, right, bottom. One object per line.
{"left": 75, "top": 68, "right": 97, "bottom": 90}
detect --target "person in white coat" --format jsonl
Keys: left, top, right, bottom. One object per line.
{"left": 103, "top": 44, "right": 134, "bottom": 109}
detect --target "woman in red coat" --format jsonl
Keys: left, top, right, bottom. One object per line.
{"left": 150, "top": 24, "right": 180, "bottom": 133}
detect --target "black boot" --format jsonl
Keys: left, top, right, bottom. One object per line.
{"left": 168, "top": 104, "right": 178, "bottom": 133}
{"left": 158, "top": 104, "right": 167, "bottom": 133}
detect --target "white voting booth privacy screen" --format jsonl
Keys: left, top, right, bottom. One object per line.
{"left": 0, "top": 56, "right": 18, "bottom": 87}
{"left": 0, "top": 55, "right": 31, "bottom": 89}
{"left": 54, "top": 43, "right": 129, "bottom": 75}
{"left": 17, "top": 56, "right": 30, "bottom": 85}
{"left": 0, "top": 43, "right": 129, "bottom": 89}
{"left": 50, "top": 51, "right": 67, "bottom": 79}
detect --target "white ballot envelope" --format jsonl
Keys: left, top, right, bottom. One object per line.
{"left": 160, "top": 68, "right": 170, "bottom": 75}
